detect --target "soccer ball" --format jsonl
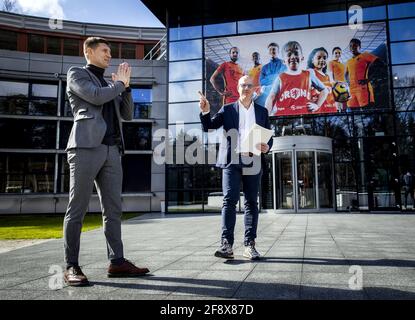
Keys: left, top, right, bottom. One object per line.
{"left": 332, "top": 82, "right": 350, "bottom": 102}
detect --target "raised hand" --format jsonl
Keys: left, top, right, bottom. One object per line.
{"left": 198, "top": 91, "right": 210, "bottom": 113}
{"left": 112, "top": 62, "right": 131, "bottom": 87}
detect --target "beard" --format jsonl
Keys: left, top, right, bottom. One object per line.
{"left": 230, "top": 57, "right": 238, "bottom": 62}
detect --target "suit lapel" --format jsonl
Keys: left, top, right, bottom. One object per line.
{"left": 232, "top": 101, "right": 239, "bottom": 129}
{"left": 254, "top": 104, "right": 262, "bottom": 126}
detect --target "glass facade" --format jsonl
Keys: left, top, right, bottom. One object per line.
{"left": 0, "top": 79, "right": 153, "bottom": 195}
{"left": 166, "top": 1, "right": 415, "bottom": 213}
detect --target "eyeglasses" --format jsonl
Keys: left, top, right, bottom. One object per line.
{"left": 239, "top": 84, "right": 253, "bottom": 89}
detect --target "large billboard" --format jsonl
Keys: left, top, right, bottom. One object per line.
{"left": 205, "top": 22, "right": 390, "bottom": 117}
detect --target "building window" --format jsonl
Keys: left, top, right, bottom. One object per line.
{"left": 168, "top": 81, "right": 202, "bottom": 103}
{"left": 59, "top": 121, "right": 73, "bottom": 149}
{"left": 122, "top": 155, "right": 151, "bottom": 192}
{"left": 388, "top": 2, "right": 415, "bottom": 19}
{"left": 0, "top": 29, "right": 17, "bottom": 51}
{"left": 169, "top": 60, "right": 202, "bottom": 82}
{"left": 28, "top": 34, "right": 44, "bottom": 53}
{"left": 0, "top": 81, "right": 29, "bottom": 115}
{"left": 121, "top": 43, "right": 136, "bottom": 59}
{"left": 0, "top": 154, "right": 55, "bottom": 194}
{"left": 122, "top": 123, "right": 152, "bottom": 150}
{"left": 169, "top": 25, "right": 202, "bottom": 41}
{"left": 273, "top": 14, "right": 309, "bottom": 30}
{"left": 132, "top": 87, "right": 152, "bottom": 119}
{"left": 310, "top": 10, "right": 347, "bottom": 27}
{"left": 203, "top": 22, "right": 236, "bottom": 37}
{"left": 391, "top": 41, "right": 415, "bottom": 65}
{"left": 389, "top": 18, "right": 415, "bottom": 42}
{"left": 63, "top": 38, "right": 80, "bottom": 56}
{"left": 392, "top": 64, "right": 415, "bottom": 87}
{"left": 168, "top": 102, "right": 201, "bottom": 124}
{"left": 169, "top": 39, "right": 202, "bottom": 61}
{"left": 47, "top": 36, "right": 61, "bottom": 55}
{"left": 0, "top": 119, "right": 57, "bottom": 149}
{"left": 237, "top": 18, "right": 272, "bottom": 34}
{"left": 110, "top": 42, "right": 120, "bottom": 59}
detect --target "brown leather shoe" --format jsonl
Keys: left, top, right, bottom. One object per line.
{"left": 63, "top": 266, "right": 90, "bottom": 287}
{"left": 107, "top": 259, "right": 150, "bottom": 278}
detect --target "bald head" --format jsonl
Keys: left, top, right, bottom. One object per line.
{"left": 237, "top": 75, "right": 255, "bottom": 101}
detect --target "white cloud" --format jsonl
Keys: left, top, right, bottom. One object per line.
{"left": 16, "top": 0, "right": 65, "bottom": 19}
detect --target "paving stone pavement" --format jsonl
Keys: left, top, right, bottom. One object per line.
{"left": 0, "top": 213, "right": 414, "bottom": 300}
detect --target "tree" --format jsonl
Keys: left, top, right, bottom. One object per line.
{"left": 2, "top": 0, "right": 16, "bottom": 12}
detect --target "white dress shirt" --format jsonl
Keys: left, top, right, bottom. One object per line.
{"left": 237, "top": 100, "right": 256, "bottom": 153}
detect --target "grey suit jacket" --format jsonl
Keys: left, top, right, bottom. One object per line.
{"left": 65, "top": 66, "right": 134, "bottom": 152}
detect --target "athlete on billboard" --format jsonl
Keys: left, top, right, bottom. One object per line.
{"left": 210, "top": 46, "right": 244, "bottom": 105}
{"left": 345, "top": 38, "right": 379, "bottom": 108}
{"left": 248, "top": 52, "right": 262, "bottom": 96}
{"left": 329, "top": 47, "right": 346, "bottom": 83}
{"left": 256, "top": 42, "right": 286, "bottom": 107}
{"left": 265, "top": 41, "right": 328, "bottom": 116}
{"left": 307, "top": 47, "right": 338, "bottom": 114}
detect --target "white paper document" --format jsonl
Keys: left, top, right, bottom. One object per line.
{"left": 240, "top": 123, "right": 274, "bottom": 156}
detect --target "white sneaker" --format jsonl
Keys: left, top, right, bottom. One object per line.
{"left": 214, "top": 240, "right": 234, "bottom": 259}
{"left": 243, "top": 241, "right": 260, "bottom": 260}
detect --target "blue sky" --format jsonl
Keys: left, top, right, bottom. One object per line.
{"left": 3, "top": 0, "right": 164, "bottom": 28}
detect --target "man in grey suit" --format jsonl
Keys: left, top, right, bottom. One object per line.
{"left": 63, "top": 37, "right": 149, "bottom": 286}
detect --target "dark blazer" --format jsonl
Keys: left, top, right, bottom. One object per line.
{"left": 200, "top": 101, "right": 273, "bottom": 169}
{"left": 65, "top": 66, "right": 133, "bottom": 152}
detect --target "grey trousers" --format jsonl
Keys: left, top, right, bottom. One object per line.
{"left": 63, "top": 144, "right": 124, "bottom": 265}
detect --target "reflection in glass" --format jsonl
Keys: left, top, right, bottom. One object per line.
{"left": 168, "top": 191, "right": 203, "bottom": 212}
{"left": 273, "top": 15, "right": 309, "bottom": 30}
{"left": 357, "top": 5, "right": 386, "bottom": 21}
{"left": 203, "top": 22, "right": 236, "bottom": 37}
{"left": 326, "top": 115, "right": 354, "bottom": 138}
{"left": 394, "top": 88, "right": 415, "bottom": 111}
{"left": 275, "top": 151, "right": 293, "bottom": 209}
{"left": 29, "top": 100, "right": 57, "bottom": 116}
{"left": 0, "top": 81, "right": 28, "bottom": 96}
{"left": 169, "top": 40, "right": 202, "bottom": 61}
{"left": 169, "top": 60, "right": 202, "bottom": 82}
{"left": 392, "top": 65, "right": 415, "bottom": 87}
{"left": 391, "top": 42, "right": 415, "bottom": 64}
{"left": 121, "top": 43, "right": 136, "bottom": 59}
{"left": 132, "top": 87, "right": 152, "bottom": 119}
{"left": 297, "top": 151, "right": 316, "bottom": 209}
{"left": 169, "top": 25, "right": 202, "bottom": 41}
{"left": 353, "top": 113, "right": 394, "bottom": 137}
{"left": 388, "top": 2, "right": 415, "bottom": 19}
{"left": 335, "top": 162, "right": 357, "bottom": 210}
{"left": 310, "top": 10, "right": 347, "bottom": 27}
{"left": 169, "top": 81, "right": 202, "bottom": 103}
{"left": 167, "top": 165, "right": 204, "bottom": 189}
{"left": 395, "top": 112, "right": 415, "bottom": 136}
{"left": 318, "top": 153, "right": 333, "bottom": 208}
{"left": 237, "top": 18, "right": 272, "bottom": 34}
{"left": 0, "top": 119, "right": 57, "bottom": 149}
{"left": 0, "top": 154, "right": 55, "bottom": 193}
{"left": 122, "top": 123, "right": 152, "bottom": 150}
{"left": 389, "top": 18, "right": 415, "bottom": 41}
{"left": 168, "top": 102, "right": 201, "bottom": 124}
{"left": 32, "top": 84, "right": 58, "bottom": 98}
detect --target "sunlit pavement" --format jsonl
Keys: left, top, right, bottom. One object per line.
{"left": 1, "top": 212, "right": 414, "bottom": 300}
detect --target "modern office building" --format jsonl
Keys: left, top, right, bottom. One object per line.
{"left": 142, "top": 0, "right": 415, "bottom": 213}
{"left": 0, "top": 11, "right": 167, "bottom": 214}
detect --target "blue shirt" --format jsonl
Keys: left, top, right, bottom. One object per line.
{"left": 259, "top": 58, "right": 287, "bottom": 87}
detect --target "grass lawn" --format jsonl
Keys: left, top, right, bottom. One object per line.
{"left": 0, "top": 213, "right": 142, "bottom": 240}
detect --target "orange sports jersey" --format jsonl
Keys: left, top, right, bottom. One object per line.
{"left": 273, "top": 70, "right": 311, "bottom": 116}
{"left": 346, "top": 52, "right": 377, "bottom": 107}
{"left": 329, "top": 60, "right": 346, "bottom": 82}
{"left": 248, "top": 64, "right": 262, "bottom": 94}
{"left": 216, "top": 61, "right": 244, "bottom": 104}
{"left": 312, "top": 69, "right": 336, "bottom": 114}
{"left": 346, "top": 52, "right": 377, "bottom": 88}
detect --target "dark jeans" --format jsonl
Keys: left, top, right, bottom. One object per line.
{"left": 221, "top": 165, "right": 262, "bottom": 246}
